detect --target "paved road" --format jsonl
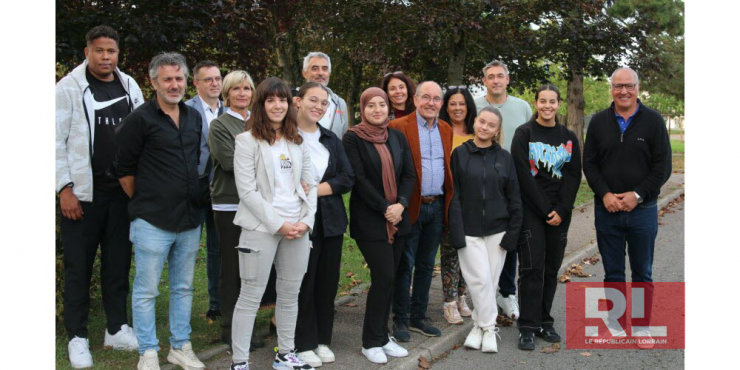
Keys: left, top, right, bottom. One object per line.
{"left": 432, "top": 198, "right": 685, "bottom": 370}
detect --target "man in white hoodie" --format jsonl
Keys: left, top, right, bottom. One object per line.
{"left": 56, "top": 25, "right": 144, "bottom": 369}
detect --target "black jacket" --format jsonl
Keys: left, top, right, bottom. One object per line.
{"left": 511, "top": 119, "right": 582, "bottom": 220}
{"left": 343, "top": 129, "right": 416, "bottom": 242}
{"left": 448, "top": 140, "right": 522, "bottom": 251}
{"left": 312, "top": 125, "right": 355, "bottom": 238}
{"left": 583, "top": 102, "right": 670, "bottom": 205}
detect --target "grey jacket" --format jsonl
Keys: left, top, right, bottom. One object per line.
{"left": 185, "top": 95, "right": 226, "bottom": 177}
{"left": 55, "top": 60, "right": 144, "bottom": 201}
{"left": 324, "top": 86, "right": 349, "bottom": 139}
{"left": 232, "top": 131, "right": 318, "bottom": 234}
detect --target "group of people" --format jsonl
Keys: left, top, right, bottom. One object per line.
{"left": 57, "top": 25, "right": 671, "bottom": 370}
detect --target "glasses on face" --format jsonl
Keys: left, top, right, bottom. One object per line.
{"left": 384, "top": 71, "right": 404, "bottom": 78}
{"left": 419, "top": 95, "right": 442, "bottom": 104}
{"left": 447, "top": 85, "right": 468, "bottom": 91}
{"left": 306, "top": 97, "right": 329, "bottom": 108}
{"left": 612, "top": 83, "right": 637, "bottom": 92}
{"left": 199, "top": 77, "right": 222, "bottom": 84}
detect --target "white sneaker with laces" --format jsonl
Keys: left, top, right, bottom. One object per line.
{"left": 273, "top": 350, "right": 314, "bottom": 369}
{"left": 457, "top": 295, "right": 472, "bottom": 317}
{"left": 496, "top": 292, "right": 520, "bottom": 319}
{"left": 481, "top": 327, "right": 501, "bottom": 353}
{"left": 382, "top": 336, "right": 409, "bottom": 357}
{"left": 443, "top": 301, "right": 464, "bottom": 324}
{"left": 464, "top": 325, "right": 483, "bottom": 349}
{"left": 138, "top": 349, "right": 161, "bottom": 370}
{"left": 104, "top": 324, "right": 139, "bottom": 350}
{"left": 315, "top": 344, "right": 335, "bottom": 363}
{"left": 296, "top": 350, "right": 322, "bottom": 367}
{"left": 166, "top": 341, "right": 205, "bottom": 369}
{"left": 68, "top": 336, "right": 93, "bottom": 369}
{"left": 361, "top": 347, "right": 388, "bottom": 364}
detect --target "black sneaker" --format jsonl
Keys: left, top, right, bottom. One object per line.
{"left": 409, "top": 317, "right": 441, "bottom": 337}
{"left": 535, "top": 326, "right": 561, "bottom": 343}
{"left": 518, "top": 331, "right": 535, "bottom": 351}
{"left": 392, "top": 320, "right": 411, "bottom": 342}
{"left": 206, "top": 308, "right": 222, "bottom": 320}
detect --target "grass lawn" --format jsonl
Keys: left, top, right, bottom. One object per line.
{"left": 671, "top": 139, "right": 684, "bottom": 154}
{"left": 574, "top": 181, "right": 595, "bottom": 207}
{"left": 669, "top": 129, "right": 684, "bottom": 135}
{"left": 673, "top": 153, "right": 684, "bottom": 171}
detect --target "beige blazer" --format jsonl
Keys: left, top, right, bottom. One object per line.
{"left": 233, "top": 131, "right": 317, "bottom": 234}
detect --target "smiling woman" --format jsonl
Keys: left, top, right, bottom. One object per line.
{"left": 381, "top": 71, "right": 416, "bottom": 120}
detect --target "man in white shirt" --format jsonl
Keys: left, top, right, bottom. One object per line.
{"left": 185, "top": 60, "right": 225, "bottom": 321}
{"left": 301, "top": 52, "right": 349, "bottom": 139}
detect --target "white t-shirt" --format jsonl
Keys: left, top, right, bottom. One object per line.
{"left": 318, "top": 98, "right": 336, "bottom": 130}
{"left": 299, "top": 128, "right": 329, "bottom": 183}
{"left": 270, "top": 138, "right": 301, "bottom": 223}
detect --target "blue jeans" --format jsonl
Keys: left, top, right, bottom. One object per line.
{"left": 393, "top": 199, "right": 444, "bottom": 323}
{"left": 202, "top": 208, "right": 221, "bottom": 311}
{"left": 595, "top": 200, "right": 658, "bottom": 283}
{"left": 130, "top": 218, "right": 201, "bottom": 354}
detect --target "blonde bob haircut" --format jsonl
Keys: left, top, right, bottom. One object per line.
{"left": 221, "top": 70, "right": 256, "bottom": 107}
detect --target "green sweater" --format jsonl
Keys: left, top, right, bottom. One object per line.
{"left": 207, "top": 112, "right": 246, "bottom": 206}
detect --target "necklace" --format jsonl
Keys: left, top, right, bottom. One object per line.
{"left": 486, "top": 94, "right": 508, "bottom": 109}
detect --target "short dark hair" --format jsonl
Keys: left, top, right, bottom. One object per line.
{"left": 85, "top": 25, "right": 119, "bottom": 46}
{"left": 193, "top": 60, "right": 219, "bottom": 79}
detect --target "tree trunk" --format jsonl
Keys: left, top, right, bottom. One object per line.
{"left": 347, "top": 57, "right": 364, "bottom": 126}
{"left": 566, "top": 69, "right": 585, "bottom": 160}
{"left": 269, "top": 9, "right": 302, "bottom": 86}
{"left": 446, "top": 31, "right": 466, "bottom": 85}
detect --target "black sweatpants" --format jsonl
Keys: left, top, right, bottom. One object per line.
{"left": 294, "top": 219, "right": 344, "bottom": 352}
{"left": 357, "top": 236, "right": 405, "bottom": 349}
{"left": 213, "top": 211, "right": 241, "bottom": 337}
{"left": 61, "top": 187, "right": 132, "bottom": 339}
{"left": 516, "top": 205, "right": 572, "bottom": 333}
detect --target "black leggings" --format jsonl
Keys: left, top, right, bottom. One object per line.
{"left": 357, "top": 236, "right": 405, "bottom": 348}
{"left": 516, "top": 205, "right": 572, "bottom": 332}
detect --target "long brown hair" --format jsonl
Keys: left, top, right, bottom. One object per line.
{"left": 531, "top": 84, "right": 562, "bottom": 124}
{"left": 380, "top": 71, "right": 416, "bottom": 113}
{"left": 246, "top": 77, "right": 302, "bottom": 145}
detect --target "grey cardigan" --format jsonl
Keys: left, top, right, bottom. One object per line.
{"left": 233, "top": 131, "right": 318, "bottom": 234}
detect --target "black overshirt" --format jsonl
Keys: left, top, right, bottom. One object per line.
{"left": 115, "top": 98, "right": 203, "bottom": 232}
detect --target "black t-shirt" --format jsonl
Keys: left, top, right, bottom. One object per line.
{"left": 87, "top": 69, "right": 131, "bottom": 191}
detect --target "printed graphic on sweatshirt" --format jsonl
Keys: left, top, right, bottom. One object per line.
{"left": 93, "top": 94, "right": 130, "bottom": 126}
{"left": 279, "top": 153, "right": 292, "bottom": 172}
{"left": 528, "top": 140, "right": 573, "bottom": 179}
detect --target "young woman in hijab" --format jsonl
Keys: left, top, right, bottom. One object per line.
{"left": 342, "top": 87, "right": 415, "bottom": 364}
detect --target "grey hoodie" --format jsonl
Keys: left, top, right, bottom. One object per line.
{"left": 56, "top": 60, "right": 144, "bottom": 201}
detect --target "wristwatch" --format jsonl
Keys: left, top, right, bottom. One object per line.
{"left": 634, "top": 191, "right": 643, "bottom": 204}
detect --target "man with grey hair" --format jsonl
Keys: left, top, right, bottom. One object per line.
{"left": 115, "top": 52, "right": 207, "bottom": 370}
{"left": 473, "top": 59, "right": 532, "bottom": 321}
{"left": 583, "top": 66, "right": 670, "bottom": 348}
{"left": 301, "top": 51, "right": 349, "bottom": 138}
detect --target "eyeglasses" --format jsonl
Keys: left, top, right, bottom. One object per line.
{"left": 384, "top": 71, "right": 404, "bottom": 78}
{"left": 306, "top": 97, "right": 329, "bottom": 108}
{"left": 198, "top": 77, "right": 222, "bottom": 84}
{"left": 612, "top": 83, "right": 637, "bottom": 92}
{"left": 447, "top": 85, "right": 468, "bottom": 91}
{"left": 419, "top": 95, "right": 442, "bottom": 104}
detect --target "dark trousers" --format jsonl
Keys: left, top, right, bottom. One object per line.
{"left": 498, "top": 247, "right": 518, "bottom": 297}
{"left": 516, "top": 205, "right": 572, "bottom": 333}
{"left": 358, "top": 236, "right": 405, "bottom": 349}
{"left": 213, "top": 211, "right": 240, "bottom": 336}
{"left": 393, "top": 199, "right": 443, "bottom": 323}
{"left": 295, "top": 225, "right": 344, "bottom": 352}
{"left": 61, "top": 187, "right": 132, "bottom": 339}
{"left": 202, "top": 208, "right": 221, "bottom": 311}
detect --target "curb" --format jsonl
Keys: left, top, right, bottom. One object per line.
{"left": 387, "top": 321, "right": 474, "bottom": 370}
{"left": 161, "top": 344, "right": 229, "bottom": 370}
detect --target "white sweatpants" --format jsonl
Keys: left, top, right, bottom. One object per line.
{"left": 457, "top": 231, "right": 507, "bottom": 330}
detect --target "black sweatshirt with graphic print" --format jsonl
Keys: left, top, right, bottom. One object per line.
{"left": 511, "top": 119, "right": 582, "bottom": 220}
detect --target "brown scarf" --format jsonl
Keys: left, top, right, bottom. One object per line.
{"left": 349, "top": 87, "right": 398, "bottom": 244}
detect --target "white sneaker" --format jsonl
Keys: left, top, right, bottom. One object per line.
{"left": 457, "top": 295, "right": 473, "bottom": 317}
{"left": 138, "top": 349, "right": 161, "bottom": 370}
{"left": 382, "top": 336, "right": 409, "bottom": 357}
{"left": 481, "top": 327, "right": 501, "bottom": 353}
{"left": 361, "top": 347, "right": 388, "bottom": 364}
{"left": 443, "top": 301, "right": 464, "bottom": 324}
{"left": 166, "top": 341, "right": 205, "bottom": 369}
{"left": 104, "top": 324, "right": 139, "bottom": 350}
{"left": 273, "top": 350, "right": 314, "bottom": 369}
{"left": 496, "top": 292, "right": 520, "bottom": 319}
{"left": 315, "top": 344, "right": 335, "bottom": 363}
{"left": 634, "top": 329, "right": 655, "bottom": 349}
{"left": 464, "top": 325, "right": 483, "bottom": 349}
{"left": 297, "top": 350, "right": 322, "bottom": 367}
{"left": 68, "top": 336, "right": 93, "bottom": 369}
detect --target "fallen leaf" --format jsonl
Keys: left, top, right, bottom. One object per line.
{"left": 207, "top": 319, "right": 214, "bottom": 325}
{"left": 344, "top": 302, "right": 358, "bottom": 307}
{"left": 496, "top": 315, "right": 514, "bottom": 326}
{"left": 580, "top": 352, "right": 592, "bottom": 357}
{"left": 345, "top": 272, "right": 355, "bottom": 277}
{"left": 337, "top": 291, "right": 350, "bottom": 296}
{"left": 199, "top": 313, "right": 206, "bottom": 318}
{"left": 362, "top": 289, "right": 370, "bottom": 294}
{"left": 558, "top": 274, "right": 571, "bottom": 283}
{"left": 418, "top": 355, "right": 431, "bottom": 369}
{"left": 576, "top": 272, "right": 593, "bottom": 278}
{"left": 452, "top": 344, "right": 461, "bottom": 350}
{"left": 540, "top": 343, "right": 561, "bottom": 354}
